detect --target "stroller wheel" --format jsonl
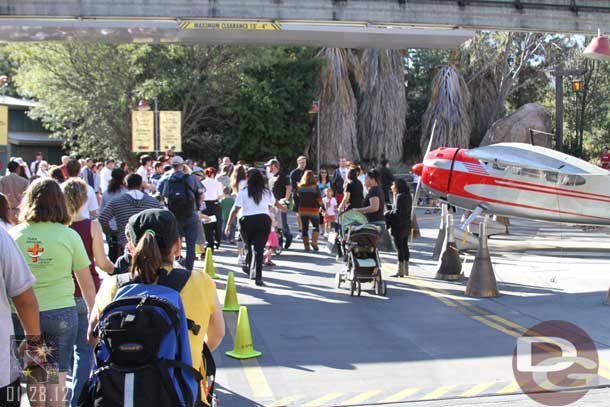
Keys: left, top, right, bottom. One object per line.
{"left": 375, "top": 278, "right": 387, "bottom": 296}
{"left": 335, "top": 272, "right": 342, "bottom": 289}
{"left": 382, "top": 281, "right": 388, "bottom": 296}
{"left": 357, "top": 281, "right": 362, "bottom": 297}
{"left": 350, "top": 280, "right": 356, "bottom": 296}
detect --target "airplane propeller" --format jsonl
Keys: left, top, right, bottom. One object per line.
{"left": 411, "top": 120, "right": 436, "bottom": 239}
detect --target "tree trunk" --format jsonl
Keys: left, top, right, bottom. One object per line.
{"left": 356, "top": 49, "right": 407, "bottom": 165}
{"left": 317, "top": 48, "right": 361, "bottom": 166}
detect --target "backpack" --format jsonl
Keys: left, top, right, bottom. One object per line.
{"left": 166, "top": 173, "right": 196, "bottom": 219}
{"left": 79, "top": 268, "right": 207, "bottom": 407}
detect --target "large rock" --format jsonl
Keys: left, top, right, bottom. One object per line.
{"left": 479, "top": 103, "right": 553, "bottom": 148}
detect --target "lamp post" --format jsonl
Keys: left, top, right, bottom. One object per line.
{"left": 551, "top": 69, "right": 584, "bottom": 152}
{"left": 309, "top": 100, "right": 320, "bottom": 174}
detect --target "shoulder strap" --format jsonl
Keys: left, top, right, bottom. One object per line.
{"left": 157, "top": 268, "right": 191, "bottom": 292}
{"left": 116, "top": 273, "right": 133, "bottom": 288}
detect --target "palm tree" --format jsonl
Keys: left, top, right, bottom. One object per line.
{"left": 420, "top": 65, "right": 472, "bottom": 151}
{"left": 317, "top": 48, "right": 361, "bottom": 165}
{"left": 357, "top": 48, "right": 407, "bottom": 164}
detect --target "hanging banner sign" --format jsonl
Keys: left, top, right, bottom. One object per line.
{"left": 0, "top": 105, "right": 7, "bottom": 145}
{"left": 179, "top": 21, "right": 282, "bottom": 31}
{"left": 131, "top": 110, "right": 155, "bottom": 152}
{"left": 159, "top": 111, "right": 182, "bottom": 152}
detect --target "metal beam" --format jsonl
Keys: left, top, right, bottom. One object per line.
{"left": 0, "top": 0, "right": 609, "bottom": 34}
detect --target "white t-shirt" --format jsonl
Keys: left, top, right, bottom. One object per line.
{"left": 137, "top": 166, "right": 154, "bottom": 191}
{"left": 80, "top": 184, "right": 100, "bottom": 219}
{"left": 234, "top": 188, "right": 275, "bottom": 217}
{"left": 0, "top": 220, "right": 12, "bottom": 231}
{"left": 238, "top": 179, "right": 247, "bottom": 192}
{"left": 323, "top": 197, "right": 338, "bottom": 217}
{"left": 100, "top": 166, "right": 113, "bottom": 193}
{"left": 0, "top": 227, "right": 36, "bottom": 387}
{"left": 202, "top": 178, "right": 223, "bottom": 201}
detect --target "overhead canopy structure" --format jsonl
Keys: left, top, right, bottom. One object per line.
{"left": 0, "top": 0, "right": 609, "bottom": 48}
{"left": 0, "top": 19, "right": 474, "bottom": 49}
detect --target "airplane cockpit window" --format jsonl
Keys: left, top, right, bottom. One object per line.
{"left": 492, "top": 159, "right": 506, "bottom": 170}
{"left": 560, "top": 174, "right": 586, "bottom": 186}
{"left": 544, "top": 171, "right": 558, "bottom": 183}
{"left": 520, "top": 168, "right": 541, "bottom": 179}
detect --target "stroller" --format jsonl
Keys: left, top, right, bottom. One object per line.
{"left": 335, "top": 210, "right": 388, "bottom": 297}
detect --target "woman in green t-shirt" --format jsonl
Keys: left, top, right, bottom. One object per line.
{"left": 10, "top": 178, "right": 95, "bottom": 406}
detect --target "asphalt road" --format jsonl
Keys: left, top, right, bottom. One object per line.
{"left": 201, "top": 210, "right": 610, "bottom": 407}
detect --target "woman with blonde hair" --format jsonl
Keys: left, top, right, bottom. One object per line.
{"left": 296, "top": 170, "right": 322, "bottom": 251}
{"left": 10, "top": 178, "right": 95, "bottom": 407}
{"left": 62, "top": 178, "right": 114, "bottom": 406}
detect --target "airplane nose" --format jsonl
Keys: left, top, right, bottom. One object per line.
{"left": 412, "top": 163, "right": 423, "bottom": 176}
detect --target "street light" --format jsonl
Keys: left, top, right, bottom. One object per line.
{"left": 571, "top": 79, "right": 584, "bottom": 93}
{"left": 309, "top": 100, "right": 320, "bottom": 174}
{"left": 583, "top": 30, "right": 610, "bottom": 62}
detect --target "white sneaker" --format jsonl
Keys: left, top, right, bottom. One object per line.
{"left": 295, "top": 233, "right": 302, "bottom": 240}
{"left": 237, "top": 255, "right": 245, "bottom": 266}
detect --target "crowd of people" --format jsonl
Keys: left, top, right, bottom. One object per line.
{"left": 0, "top": 150, "right": 413, "bottom": 406}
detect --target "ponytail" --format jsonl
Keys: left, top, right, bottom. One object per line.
{"left": 130, "top": 231, "right": 163, "bottom": 284}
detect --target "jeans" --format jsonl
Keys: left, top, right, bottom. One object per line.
{"left": 392, "top": 233, "right": 410, "bottom": 262}
{"left": 176, "top": 211, "right": 199, "bottom": 271}
{"left": 222, "top": 219, "right": 236, "bottom": 241}
{"left": 239, "top": 214, "right": 271, "bottom": 282}
{"left": 280, "top": 211, "right": 292, "bottom": 240}
{"left": 12, "top": 306, "right": 78, "bottom": 372}
{"left": 71, "top": 297, "right": 93, "bottom": 407}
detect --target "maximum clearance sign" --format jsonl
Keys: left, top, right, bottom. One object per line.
{"left": 178, "top": 21, "right": 282, "bottom": 30}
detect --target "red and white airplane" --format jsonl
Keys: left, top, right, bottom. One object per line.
{"left": 412, "top": 142, "right": 610, "bottom": 226}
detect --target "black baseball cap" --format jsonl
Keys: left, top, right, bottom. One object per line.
{"left": 126, "top": 209, "right": 179, "bottom": 253}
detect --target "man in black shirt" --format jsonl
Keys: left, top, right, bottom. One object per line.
{"left": 266, "top": 158, "right": 293, "bottom": 249}
{"left": 289, "top": 155, "right": 307, "bottom": 238}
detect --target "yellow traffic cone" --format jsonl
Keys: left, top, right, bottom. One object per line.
{"left": 204, "top": 247, "right": 218, "bottom": 279}
{"left": 223, "top": 272, "right": 240, "bottom": 312}
{"left": 225, "top": 306, "right": 262, "bottom": 359}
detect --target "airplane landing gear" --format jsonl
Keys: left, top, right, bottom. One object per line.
{"left": 465, "top": 215, "right": 500, "bottom": 297}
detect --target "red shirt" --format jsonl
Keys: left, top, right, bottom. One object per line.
{"left": 59, "top": 163, "right": 69, "bottom": 180}
{"left": 602, "top": 152, "right": 610, "bottom": 169}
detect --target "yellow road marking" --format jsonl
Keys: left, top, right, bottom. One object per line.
{"left": 379, "top": 387, "right": 420, "bottom": 403}
{"left": 420, "top": 385, "right": 456, "bottom": 400}
{"left": 300, "top": 393, "right": 345, "bottom": 407}
{"left": 497, "top": 381, "right": 520, "bottom": 394}
{"left": 270, "top": 395, "right": 304, "bottom": 406}
{"left": 225, "top": 312, "right": 274, "bottom": 400}
{"left": 471, "top": 315, "right": 521, "bottom": 338}
{"left": 337, "top": 390, "right": 382, "bottom": 405}
{"left": 460, "top": 382, "right": 497, "bottom": 398}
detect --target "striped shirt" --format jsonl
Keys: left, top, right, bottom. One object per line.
{"left": 297, "top": 185, "right": 322, "bottom": 217}
{"left": 98, "top": 192, "right": 163, "bottom": 247}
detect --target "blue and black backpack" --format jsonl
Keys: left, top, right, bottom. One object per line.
{"left": 79, "top": 268, "right": 208, "bottom": 407}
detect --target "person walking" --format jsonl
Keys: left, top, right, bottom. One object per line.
{"left": 87, "top": 209, "right": 225, "bottom": 405}
{"left": 337, "top": 168, "right": 364, "bottom": 213}
{"left": 225, "top": 168, "right": 284, "bottom": 286}
{"left": 230, "top": 165, "right": 248, "bottom": 265}
{"left": 202, "top": 167, "right": 224, "bottom": 251}
{"left": 99, "top": 159, "right": 115, "bottom": 194}
{"left": 265, "top": 158, "right": 293, "bottom": 249}
{"left": 99, "top": 168, "right": 127, "bottom": 262}
{"left": 0, "top": 226, "right": 40, "bottom": 407}
{"left": 386, "top": 179, "right": 412, "bottom": 277}
{"left": 80, "top": 158, "right": 95, "bottom": 190}
{"left": 289, "top": 156, "right": 307, "bottom": 239}
{"left": 297, "top": 170, "right": 322, "bottom": 251}
{"left": 10, "top": 178, "right": 96, "bottom": 407}
{"left": 67, "top": 159, "right": 99, "bottom": 219}
{"left": 354, "top": 169, "right": 386, "bottom": 231}
{"left": 318, "top": 168, "right": 331, "bottom": 197}
{"left": 62, "top": 178, "right": 114, "bottom": 407}
{"left": 332, "top": 158, "right": 349, "bottom": 205}
{"left": 98, "top": 173, "right": 163, "bottom": 257}
{"left": 378, "top": 156, "right": 395, "bottom": 205}
{"left": 162, "top": 156, "right": 204, "bottom": 271}
{"left": 0, "top": 161, "right": 29, "bottom": 220}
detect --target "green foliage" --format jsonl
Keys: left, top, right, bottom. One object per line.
{"left": 4, "top": 43, "right": 321, "bottom": 164}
